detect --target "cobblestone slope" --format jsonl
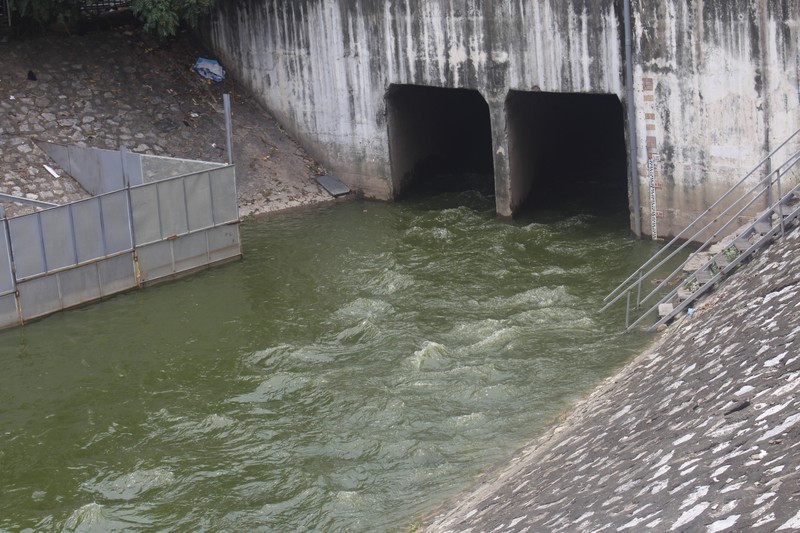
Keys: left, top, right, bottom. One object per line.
{"left": 0, "top": 26, "right": 332, "bottom": 219}
{"left": 424, "top": 228, "right": 800, "bottom": 532}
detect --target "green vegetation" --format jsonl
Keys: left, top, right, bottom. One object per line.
{"left": 723, "top": 246, "right": 740, "bottom": 263}
{"left": 9, "top": 0, "right": 216, "bottom": 37}
{"left": 683, "top": 279, "right": 699, "bottom": 293}
{"left": 131, "top": 0, "right": 215, "bottom": 38}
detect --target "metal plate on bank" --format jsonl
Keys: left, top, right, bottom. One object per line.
{"left": 316, "top": 175, "right": 351, "bottom": 197}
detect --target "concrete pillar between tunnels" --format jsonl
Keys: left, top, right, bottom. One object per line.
{"left": 385, "top": 85, "right": 630, "bottom": 219}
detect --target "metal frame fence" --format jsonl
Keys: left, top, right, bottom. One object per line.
{"left": 81, "top": 0, "right": 132, "bottom": 15}
{"left": 0, "top": 0, "right": 131, "bottom": 26}
{"left": 1, "top": 0, "right": 9, "bottom": 26}
{"left": 0, "top": 162, "right": 240, "bottom": 330}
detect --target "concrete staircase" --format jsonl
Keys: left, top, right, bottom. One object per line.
{"left": 602, "top": 128, "right": 800, "bottom": 332}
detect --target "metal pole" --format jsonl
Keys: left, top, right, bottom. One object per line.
{"left": 625, "top": 290, "right": 631, "bottom": 330}
{"left": 624, "top": 0, "right": 642, "bottom": 237}
{"left": 776, "top": 168, "right": 785, "bottom": 238}
{"left": 223, "top": 93, "right": 234, "bottom": 166}
{"left": 0, "top": 193, "right": 59, "bottom": 209}
{"left": 120, "top": 145, "right": 130, "bottom": 188}
{"left": 636, "top": 270, "right": 643, "bottom": 308}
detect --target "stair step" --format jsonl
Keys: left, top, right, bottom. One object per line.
{"left": 754, "top": 221, "right": 772, "bottom": 235}
{"left": 775, "top": 204, "right": 794, "bottom": 217}
{"left": 658, "top": 303, "right": 674, "bottom": 318}
{"left": 677, "top": 288, "right": 693, "bottom": 301}
{"left": 696, "top": 270, "right": 713, "bottom": 284}
{"left": 734, "top": 239, "right": 750, "bottom": 252}
{"left": 715, "top": 256, "right": 731, "bottom": 269}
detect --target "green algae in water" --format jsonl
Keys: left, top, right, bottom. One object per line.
{"left": 0, "top": 195, "right": 655, "bottom": 532}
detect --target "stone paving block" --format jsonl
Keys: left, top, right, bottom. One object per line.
{"left": 424, "top": 227, "right": 800, "bottom": 533}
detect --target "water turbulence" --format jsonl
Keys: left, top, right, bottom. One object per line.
{"left": 0, "top": 195, "right": 656, "bottom": 531}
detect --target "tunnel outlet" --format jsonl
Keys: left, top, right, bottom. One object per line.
{"left": 386, "top": 84, "right": 495, "bottom": 201}
{"left": 506, "top": 90, "right": 630, "bottom": 216}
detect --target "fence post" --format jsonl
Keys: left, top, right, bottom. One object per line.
{"left": 224, "top": 93, "right": 234, "bottom": 166}
{"left": 2, "top": 215, "right": 22, "bottom": 326}
{"left": 124, "top": 183, "right": 142, "bottom": 287}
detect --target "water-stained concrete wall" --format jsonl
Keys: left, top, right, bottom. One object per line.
{"left": 206, "top": 0, "right": 800, "bottom": 238}
{"left": 207, "top": 0, "right": 624, "bottom": 218}
{"left": 632, "top": 0, "right": 800, "bottom": 238}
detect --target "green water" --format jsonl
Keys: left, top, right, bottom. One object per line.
{"left": 0, "top": 194, "right": 656, "bottom": 532}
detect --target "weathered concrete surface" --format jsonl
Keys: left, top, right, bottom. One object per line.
{"left": 422, "top": 226, "right": 800, "bottom": 532}
{"left": 206, "top": 0, "right": 626, "bottom": 218}
{"left": 0, "top": 26, "right": 332, "bottom": 220}
{"left": 634, "top": 0, "right": 800, "bottom": 239}
{"left": 206, "top": 0, "right": 800, "bottom": 237}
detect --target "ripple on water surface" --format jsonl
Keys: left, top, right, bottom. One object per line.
{"left": 0, "top": 198, "right": 654, "bottom": 532}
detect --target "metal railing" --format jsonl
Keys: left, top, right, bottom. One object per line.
{"left": 0, "top": 0, "right": 130, "bottom": 25}
{"left": 0, "top": 0, "right": 10, "bottom": 26}
{"left": 602, "top": 128, "right": 800, "bottom": 331}
{"left": 81, "top": 0, "right": 131, "bottom": 16}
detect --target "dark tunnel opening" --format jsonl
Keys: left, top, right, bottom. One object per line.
{"left": 386, "top": 85, "right": 495, "bottom": 201}
{"left": 507, "top": 90, "right": 629, "bottom": 216}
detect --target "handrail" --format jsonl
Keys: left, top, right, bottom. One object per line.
{"left": 602, "top": 127, "right": 800, "bottom": 331}
{"left": 636, "top": 159, "right": 796, "bottom": 307}
{"left": 628, "top": 179, "right": 800, "bottom": 331}
{"left": 0, "top": 193, "right": 60, "bottom": 209}
{"left": 604, "top": 127, "right": 800, "bottom": 306}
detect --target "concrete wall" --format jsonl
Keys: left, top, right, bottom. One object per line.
{"left": 633, "top": 0, "right": 800, "bottom": 238}
{"left": 206, "top": 0, "right": 800, "bottom": 238}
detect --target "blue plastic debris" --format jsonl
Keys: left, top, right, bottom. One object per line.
{"left": 194, "top": 58, "right": 226, "bottom": 83}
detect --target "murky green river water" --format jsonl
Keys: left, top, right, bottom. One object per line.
{"left": 0, "top": 194, "right": 657, "bottom": 532}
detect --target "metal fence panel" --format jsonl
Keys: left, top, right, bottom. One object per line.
{"left": 40, "top": 207, "right": 77, "bottom": 272}
{"left": 101, "top": 190, "right": 133, "bottom": 254}
{"left": 72, "top": 198, "right": 106, "bottom": 263}
{"left": 38, "top": 142, "right": 72, "bottom": 176}
{"left": 97, "top": 253, "right": 137, "bottom": 296}
{"left": 185, "top": 172, "right": 214, "bottom": 231}
{"left": 0, "top": 294, "right": 18, "bottom": 330}
{"left": 2, "top": 144, "right": 240, "bottom": 330}
{"left": 158, "top": 179, "right": 188, "bottom": 238}
{"left": 59, "top": 263, "right": 102, "bottom": 308}
{"left": 136, "top": 240, "right": 174, "bottom": 283}
{"left": 207, "top": 225, "right": 242, "bottom": 263}
{"left": 173, "top": 231, "right": 209, "bottom": 273}
{"left": 66, "top": 145, "right": 126, "bottom": 195}
{"left": 17, "top": 276, "right": 61, "bottom": 320}
{"left": 210, "top": 167, "right": 238, "bottom": 224}
{"left": 123, "top": 150, "right": 143, "bottom": 187}
{"left": 140, "top": 155, "right": 224, "bottom": 183}
{"left": 9, "top": 215, "right": 46, "bottom": 279}
{"left": 0, "top": 221, "right": 14, "bottom": 294}
{"left": 130, "top": 184, "right": 161, "bottom": 246}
